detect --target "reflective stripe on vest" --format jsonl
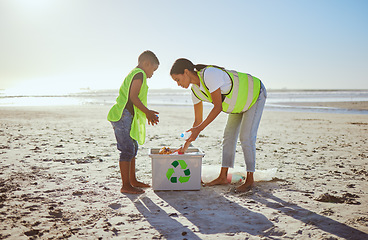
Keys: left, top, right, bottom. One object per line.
{"left": 192, "top": 67, "right": 261, "bottom": 114}
{"left": 191, "top": 83, "right": 210, "bottom": 102}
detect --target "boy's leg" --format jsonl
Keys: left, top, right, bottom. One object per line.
{"left": 129, "top": 157, "right": 150, "bottom": 188}
{"left": 119, "top": 161, "right": 144, "bottom": 194}
{"left": 112, "top": 109, "right": 144, "bottom": 194}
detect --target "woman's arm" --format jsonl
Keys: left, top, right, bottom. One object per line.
{"left": 193, "top": 101, "right": 203, "bottom": 127}
{"left": 178, "top": 101, "right": 203, "bottom": 153}
{"left": 187, "top": 88, "right": 222, "bottom": 141}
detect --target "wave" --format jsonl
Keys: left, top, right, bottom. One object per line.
{"left": 1, "top": 89, "right": 368, "bottom": 114}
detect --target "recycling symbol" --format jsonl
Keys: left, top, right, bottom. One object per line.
{"left": 166, "top": 160, "right": 190, "bottom": 183}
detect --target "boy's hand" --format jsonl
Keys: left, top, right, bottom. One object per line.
{"left": 147, "top": 110, "right": 159, "bottom": 125}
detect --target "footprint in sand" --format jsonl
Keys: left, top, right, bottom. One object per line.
{"left": 314, "top": 193, "right": 360, "bottom": 204}
{"left": 108, "top": 203, "right": 122, "bottom": 210}
{"left": 24, "top": 229, "right": 41, "bottom": 237}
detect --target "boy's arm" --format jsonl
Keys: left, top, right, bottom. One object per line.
{"left": 129, "top": 79, "right": 159, "bottom": 125}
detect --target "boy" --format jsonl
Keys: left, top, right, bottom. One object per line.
{"left": 108, "top": 50, "right": 159, "bottom": 194}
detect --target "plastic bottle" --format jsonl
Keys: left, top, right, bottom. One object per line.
{"left": 180, "top": 132, "right": 192, "bottom": 140}
{"left": 227, "top": 173, "right": 245, "bottom": 183}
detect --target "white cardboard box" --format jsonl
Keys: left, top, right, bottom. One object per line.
{"left": 149, "top": 148, "right": 204, "bottom": 191}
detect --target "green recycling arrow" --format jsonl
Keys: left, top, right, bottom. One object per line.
{"left": 179, "top": 176, "right": 190, "bottom": 183}
{"left": 177, "top": 160, "right": 187, "bottom": 169}
{"left": 166, "top": 168, "right": 175, "bottom": 180}
{"left": 165, "top": 159, "right": 191, "bottom": 184}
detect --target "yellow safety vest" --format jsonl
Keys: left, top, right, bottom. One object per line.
{"left": 107, "top": 68, "right": 148, "bottom": 145}
{"left": 191, "top": 66, "right": 261, "bottom": 113}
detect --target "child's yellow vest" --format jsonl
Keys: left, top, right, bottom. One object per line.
{"left": 191, "top": 66, "right": 261, "bottom": 113}
{"left": 107, "top": 68, "right": 148, "bottom": 145}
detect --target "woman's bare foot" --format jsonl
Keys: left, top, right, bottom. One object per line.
{"left": 131, "top": 180, "right": 150, "bottom": 188}
{"left": 205, "top": 176, "right": 229, "bottom": 186}
{"left": 205, "top": 167, "right": 229, "bottom": 186}
{"left": 235, "top": 181, "right": 253, "bottom": 193}
{"left": 234, "top": 172, "right": 254, "bottom": 193}
{"left": 120, "top": 185, "right": 144, "bottom": 194}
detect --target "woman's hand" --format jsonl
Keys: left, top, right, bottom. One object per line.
{"left": 186, "top": 126, "right": 201, "bottom": 142}
{"left": 177, "top": 140, "right": 192, "bottom": 154}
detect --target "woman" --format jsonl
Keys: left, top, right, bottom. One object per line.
{"left": 170, "top": 58, "right": 267, "bottom": 192}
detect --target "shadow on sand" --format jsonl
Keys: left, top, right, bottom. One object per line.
{"left": 254, "top": 184, "right": 368, "bottom": 240}
{"left": 129, "top": 187, "right": 273, "bottom": 239}
{"left": 128, "top": 182, "right": 368, "bottom": 239}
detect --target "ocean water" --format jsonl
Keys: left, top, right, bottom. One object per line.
{"left": 1, "top": 88, "right": 368, "bottom": 114}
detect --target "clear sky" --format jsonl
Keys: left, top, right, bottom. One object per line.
{"left": 1, "top": 0, "right": 367, "bottom": 95}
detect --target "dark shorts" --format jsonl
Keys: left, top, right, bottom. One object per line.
{"left": 111, "top": 109, "right": 138, "bottom": 162}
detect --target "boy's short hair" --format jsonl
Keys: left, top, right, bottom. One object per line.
{"left": 138, "top": 50, "right": 159, "bottom": 65}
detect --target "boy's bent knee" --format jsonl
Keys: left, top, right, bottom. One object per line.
{"left": 119, "top": 152, "right": 136, "bottom": 162}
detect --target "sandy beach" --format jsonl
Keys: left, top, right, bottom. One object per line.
{"left": 0, "top": 104, "right": 367, "bottom": 239}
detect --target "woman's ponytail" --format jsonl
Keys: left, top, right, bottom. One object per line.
{"left": 170, "top": 58, "right": 225, "bottom": 75}
{"left": 195, "top": 64, "right": 225, "bottom": 71}
{"left": 194, "top": 64, "right": 208, "bottom": 71}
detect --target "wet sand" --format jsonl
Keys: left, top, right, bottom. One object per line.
{"left": 277, "top": 101, "right": 368, "bottom": 111}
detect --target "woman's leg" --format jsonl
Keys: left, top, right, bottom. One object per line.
{"left": 205, "top": 113, "right": 242, "bottom": 186}
{"left": 237, "top": 85, "right": 267, "bottom": 192}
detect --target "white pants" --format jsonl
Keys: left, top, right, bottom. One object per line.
{"left": 221, "top": 83, "right": 267, "bottom": 172}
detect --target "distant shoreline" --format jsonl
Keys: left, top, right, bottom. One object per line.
{"left": 273, "top": 101, "right": 368, "bottom": 111}
{"left": 2, "top": 88, "right": 368, "bottom": 96}
{"left": 265, "top": 89, "right": 368, "bottom": 92}
{"left": 1, "top": 89, "right": 368, "bottom": 114}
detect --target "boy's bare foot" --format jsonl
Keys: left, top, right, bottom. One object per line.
{"left": 204, "top": 176, "right": 229, "bottom": 186}
{"left": 235, "top": 181, "right": 253, "bottom": 193}
{"left": 120, "top": 186, "right": 144, "bottom": 194}
{"left": 131, "top": 181, "right": 150, "bottom": 188}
